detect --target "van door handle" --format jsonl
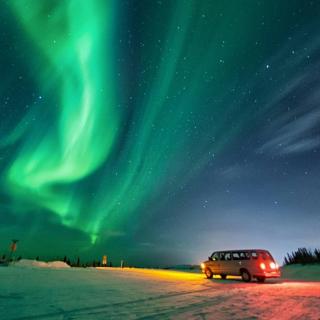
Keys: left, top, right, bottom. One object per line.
{"left": 238, "top": 261, "right": 242, "bottom": 265}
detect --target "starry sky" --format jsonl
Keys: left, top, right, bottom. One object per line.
{"left": 0, "top": 0, "right": 319, "bottom": 266}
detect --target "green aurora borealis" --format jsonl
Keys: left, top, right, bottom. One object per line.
{"left": 7, "top": 1, "right": 119, "bottom": 243}
{"left": 1, "top": 1, "right": 320, "bottom": 264}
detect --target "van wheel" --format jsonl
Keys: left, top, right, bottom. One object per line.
{"left": 241, "top": 270, "right": 251, "bottom": 282}
{"left": 205, "top": 268, "right": 213, "bottom": 279}
{"left": 257, "top": 277, "right": 265, "bottom": 283}
{"left": 220, "top": 274, "right": 227, "bottom": 280}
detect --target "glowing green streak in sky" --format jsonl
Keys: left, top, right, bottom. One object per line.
{"left": 86, "top": 2, "right": 262, "bottom": 239}
{"left": 7, "top": 1, "right": 118, "bottom": 225}
{"left": 86, "top": 1, "right": 196, "bottom": 239}
{"left": 4, "top": 1, "right": 281, "bottom": 245}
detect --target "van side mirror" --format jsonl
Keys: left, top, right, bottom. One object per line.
{"left": 208, "top": 256, "right": 212, "bottom": 261}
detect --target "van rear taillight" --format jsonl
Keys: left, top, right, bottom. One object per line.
{"left": 270, "top": 262, "right": 278, "bottom": 269}
{"left": 260, "top": 263, "right": 266, "bottom": 270}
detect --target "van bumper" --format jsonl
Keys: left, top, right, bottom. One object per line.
{"left": 254, "top": 271, "right": 281, "bottom": 278}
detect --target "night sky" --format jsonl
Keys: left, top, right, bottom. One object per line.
{"left": 1, "top": 0, "right": 319, "bottom": 266}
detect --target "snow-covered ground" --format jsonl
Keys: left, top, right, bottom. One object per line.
{"left": 1, "top": 261, "right": 320, "bottom": 320}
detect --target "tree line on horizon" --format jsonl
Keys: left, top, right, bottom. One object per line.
{"left": 61, "top": 256, "right": 116, "bottom": 268}
{"left": 284, "top": 248, "right": 320, "bottom": 265}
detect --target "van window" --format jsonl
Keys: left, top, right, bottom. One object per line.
{"left": 251, "top": 251, "right": 258, "bottom": 259}
{"left": 239, "top": 252, "right": 250, "bottom": 260}
{"left": 260, "top": 251, "right": 271, "bottom": 260}
{"left": 225, "top": 252, "right": 232, "bottom": 261}
{"left": 232, "top": 252, "right": 240, "bottom": 260}
{"left": 219, "top": 252, "right": 226, "bottom": 261}
{"left": 211, "top": 252, "right": 219, "bottom": 261}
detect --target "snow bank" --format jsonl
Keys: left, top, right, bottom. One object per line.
{"left": 13, "top": 259, "right": 70, "bottom": 269}
{"left": 281, "top": 264, "right": 320, "bottom": 281}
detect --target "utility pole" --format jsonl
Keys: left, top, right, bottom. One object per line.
{"left": 102, "top": 255, "right": 107, "bottom": 267}
{"left": 9, "top": 239, "right": 19, "bottom": 261}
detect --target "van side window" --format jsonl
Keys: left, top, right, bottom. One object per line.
{"left": 225, "top": 252, "right": 232, "bottom": 261}
{"left": 251, "top": 251, "right": 258, "bottom": 259}
{"left": 219, "top": 252, "right": 226, "bottom": 261}
{"left": 211, "top": 252, "right": 219, "bottom": 261}
{"left": 239, "top": 252, "right": 250, "bottom": 260}
{"left": 232, "top": 252, "right": 240, "bottom": 260}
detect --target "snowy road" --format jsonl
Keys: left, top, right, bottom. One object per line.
{"left": 1, "top": 266, "right": 320, "bottom": 320}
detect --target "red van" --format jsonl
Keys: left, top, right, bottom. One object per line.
{"left": 201, "top": 249, "right": 280, "bottom": 282}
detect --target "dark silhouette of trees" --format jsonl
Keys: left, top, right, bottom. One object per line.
{"left": 284, "top": 248, "right": 320, "bottom": 265}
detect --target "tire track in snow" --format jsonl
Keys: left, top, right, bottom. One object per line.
{"left": 10, "top": 286, "right": 217, "bottom": 320}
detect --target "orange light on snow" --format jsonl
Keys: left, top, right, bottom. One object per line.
{"left": 96, "top": 267, "right": 204, "bottom": 281}
{"left": 260, "top": 263, "right": 266, "bottom": 270}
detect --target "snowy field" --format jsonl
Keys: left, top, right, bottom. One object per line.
{"left": 1, "top": 260, "right": 320, "bottom": 320}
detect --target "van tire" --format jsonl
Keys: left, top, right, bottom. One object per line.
{"left": 220, "top": 274, "right": 227, "bottom": 280}
{"left": 241, "top": 269, "right": 251, "bottom": 282}
{"left": 205, "top": 268, "right": 213, "bottom": 279}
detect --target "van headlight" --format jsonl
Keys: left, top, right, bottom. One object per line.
{"left": 200, "top": 263, "right": 205, "bottom": 269}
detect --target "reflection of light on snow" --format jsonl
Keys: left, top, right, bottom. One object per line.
{"left": 96, "top": 267, "right": 204, "bottom": 281}
{"left": 282, "top": 281, "right": 319, "bottom": 288}
{"left": 96, "top": 267, "right": 247, "bottom": 282}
